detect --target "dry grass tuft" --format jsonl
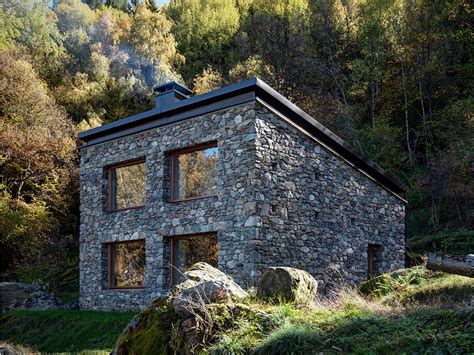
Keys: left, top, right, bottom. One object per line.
{"left": 0, "top": 341, "right": 38, "bottom": 355}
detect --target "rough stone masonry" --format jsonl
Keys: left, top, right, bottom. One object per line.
{"left": 79, "top": 98, "right": 405, "bottom": 311}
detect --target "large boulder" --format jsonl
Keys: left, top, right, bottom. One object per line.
{"left": 257, "top": 267, "right": 318, "bottom": 305}
{"left": 113, "top": 263, "right": 255, "bottom": 354}
{"left": 113, "top": 299, "right": 178, "bottom": 355}
{"left": 170, "top": 262, "right": 248, "bottom": 316}
{"left": 0, "top": 282, "right": 62, "bottom": 312}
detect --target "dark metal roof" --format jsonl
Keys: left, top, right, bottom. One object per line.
{"left": 78, "top": 78, "right": 406, "bottom": 195}
{"left": 153, "top": 81, "right": 193, "bottom": 97}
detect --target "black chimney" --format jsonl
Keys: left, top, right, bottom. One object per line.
{"left": 153, "top": 82, "right": 193, "bottom": 112}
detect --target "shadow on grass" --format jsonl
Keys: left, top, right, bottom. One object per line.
{"left": 254, "top": 307, "right": 473, "bottom": 354}
{"left": 0, "top": 310, "right": 136, "bottom": 353}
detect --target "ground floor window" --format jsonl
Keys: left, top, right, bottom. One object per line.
{"left": 367, "top": 244, "right": 382, "bottom": 279}
{"left": 107, "top": 240, "right": 146, "bottom": 288}
{"left": 170, "top": 233, "right": 218, "bottom": 286}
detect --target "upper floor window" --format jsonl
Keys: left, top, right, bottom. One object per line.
{"left": 170, "top": 143, "right": 218, "bottom": 201}
{"left": 109, "top": 159, "right": 146, "bottom": 211}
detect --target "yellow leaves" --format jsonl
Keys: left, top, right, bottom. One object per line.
{"left": 129, "top": 5, "right": 184, "bottom": 69}
{"left": 252, "top": 0, "right": 309, "bottom": 25}
{"left": 229, "top": 55, "right": 276, "bottom": 84}
{"left": 193, "top": 67, "right": 224, "bottom": 94}
{"left": 0, "top": 51, "right": 76, "bottom": 206}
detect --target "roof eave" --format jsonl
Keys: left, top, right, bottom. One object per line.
{"left": 78, "top": 77, "right": 407, "bottom": 195}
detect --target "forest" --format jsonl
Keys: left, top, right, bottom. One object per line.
{"left": 0, "top": 0, "right": 472, "bottom": 293}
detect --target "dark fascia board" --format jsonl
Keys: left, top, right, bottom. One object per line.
{"left": 78, "top": 78, "right": 259, "bottom": 142}
{"left": 78, "top": 77, "right": 406, "bottom": 195}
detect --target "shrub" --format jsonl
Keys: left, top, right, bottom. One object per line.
{"left": 408, "top": 229, "right": 474, "bottom": 256}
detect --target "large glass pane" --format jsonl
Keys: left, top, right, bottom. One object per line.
{"left": 172, "top": 234, "right": 218, "bottom": 285}
{"left": 172, "top": 146, "right": 218, "bottom": 200}
{"left": 111, "top": 161, "right": 146, "bottom": 210}
{"left": 111, "top": 241, "right": 146, "bottom": 287}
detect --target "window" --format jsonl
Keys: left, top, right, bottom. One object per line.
{"left": 368, "top": 244, "right": 382, "bottom": 279}
{"left": 170, "top": 233, "right": 218, "bottom": 286}
{"left": 170, "top": 143, "right": 218, "bottom": 201}
{"left": 108, "top": 240, "right": 146, "bottom": 288}
{"left": 109, "top": 160, "right": 146, "bottom": 211}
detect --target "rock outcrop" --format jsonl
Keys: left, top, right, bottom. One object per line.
{"left": 170, "top": 262, "right": 248, "bottom": 316}
{"left": 113, "top": 263, "right": 258, "bottom": 354}
{"left": 257, "top": 266, "right": 318, "bottom": 305}
{"left": 0, "top": 282, "right": 62, "bottom": 312}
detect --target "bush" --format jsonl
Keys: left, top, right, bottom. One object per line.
{"left": 408, "top": 229, "right": 474, "bottom": 256}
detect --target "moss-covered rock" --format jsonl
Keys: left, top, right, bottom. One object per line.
{"left": 358, "top": 266, "right": 455, "bottom": 297}
{"left": 359, "top": 274, "right": 395, "bottom": 296}
{"left": 113, "top": 300, "right": 179, "bottom": 355}
{"left": 114, "top": 263, "right": 251, "bottom": 354}
{"left": 257, "top": 267, "right": 318, "bottom": 305}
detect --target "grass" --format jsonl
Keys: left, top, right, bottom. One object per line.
{"left": 0, "top": 309, "right": 135, "bottom": 353}
{"left": 2, "top": 267, "right": 473, "bottom": 353}
{"left": 252, "top": 306, "right": 473, "bottom": 354}
{"left": 204, "top": 268, "right": 474, "bottom": 354}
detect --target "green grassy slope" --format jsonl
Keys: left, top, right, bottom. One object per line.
{"left": 1, "top": 267, "right": 473, "bottom": 354}
{"left": 0, "top": 310, "right": 135, "bottom": 353}
{"left": 206, "top": 267, "right": 474, "bottom": 354}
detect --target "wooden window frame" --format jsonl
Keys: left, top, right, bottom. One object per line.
{"left": 169, "top": 232, "right": 218, "bottom": 287}
{"left": 169, "top": 142, "right": 218, "bottom": 203}
{"left": 367, "top": 244, "right": 381, "bottom": 279}
{"left": 107, "top": 158, "right": 146, "bottom": 212}
{"left": 107, "top": 240, "right": 146, "bottom": 290}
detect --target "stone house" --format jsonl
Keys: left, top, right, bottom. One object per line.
{"left": 78, "top": 78, "right": 406, "bottom": 311}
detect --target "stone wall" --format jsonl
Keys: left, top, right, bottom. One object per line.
{"left": 80, "top": 100, "right": 406, "bottom": 311}
{"left": 79, "top": 103, "right": 259, "bottom": 311}
{"left": 251, "top": 103, "right": 406, "bottom": 292}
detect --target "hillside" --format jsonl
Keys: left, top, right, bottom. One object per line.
{"left": 115, "top": 266, "right": 474, "bottom": 354}
{"left": 0, "top": 310, "right": 134, "bottom": 353}
{"left": 1, "top": 267, "right": 472, "bottom": 353}
{"left": 1, "top": 0, "right": 472, "bottom": 296}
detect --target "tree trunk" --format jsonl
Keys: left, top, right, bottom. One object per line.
{"left": 426, "top": 253, "right": 474, "bottom": 278}
{"left": 401, "top": 64, "right": 413, "bottom": 164}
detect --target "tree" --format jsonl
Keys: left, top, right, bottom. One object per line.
{"left": 0, "top": 0, "right": 64, "bottom": 82}
{"left": 166, "top": 0, "right": 241, "bottom": 81}
{"left": 0, "top": 51, "right": 77, "bottom": 285}
{"left": 52, "top": 2, "right": 183, "bottom": 124}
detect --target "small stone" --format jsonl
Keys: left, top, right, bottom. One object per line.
{"left": 244, "top": 216, "right": 260, "bottom": 227}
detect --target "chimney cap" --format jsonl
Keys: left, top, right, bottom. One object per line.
{"left": 153, "top": 81, "right": 193, "bottom": 98}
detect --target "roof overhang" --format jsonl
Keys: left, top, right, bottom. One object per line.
{"left": 78, "top": 77, "right": 407, "bottom": 196}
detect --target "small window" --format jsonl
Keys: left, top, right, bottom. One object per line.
{"left": 108, "top": 240, "right": 146, "bottom": 288}
{"left": 109, "top": 160, "right": 146, "bottom": 211}
{"left": 368, "top": 244, "right": 382, "bottom": 279}
{"left": 170, "top": 143, "right": 218, "bottom": 201}
{"left": 170, "top": 233, "right": 218, "bottom": 286}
